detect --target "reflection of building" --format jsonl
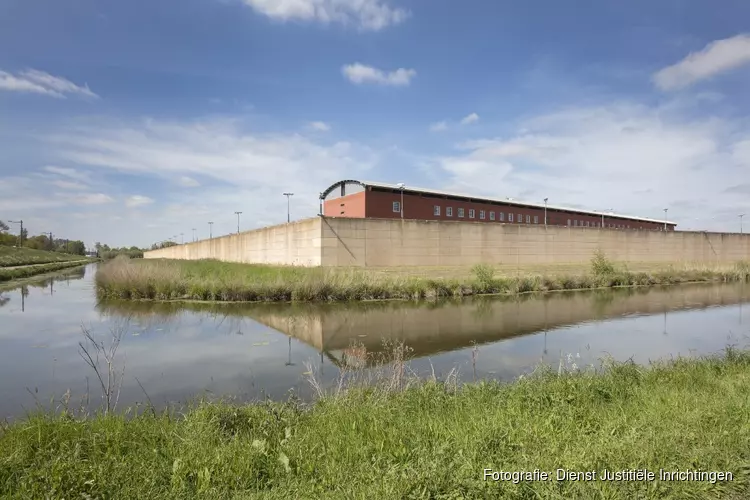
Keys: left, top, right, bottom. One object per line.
{"left": 321, "top": 180, "right": 676, "bottom": 231}
{"left": 247, "top": 284, "right": 748, "bottom": 366}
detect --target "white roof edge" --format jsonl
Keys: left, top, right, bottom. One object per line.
{"left": 359, "top": 180, "right": 676, "bottom": 225}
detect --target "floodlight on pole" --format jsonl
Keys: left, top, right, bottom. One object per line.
{"left": 234, "top": 212, "right": 242, "bottom": 234}
{"left": 396, "top": 183, "right": 405, "bottom": 219}
{"left": 664, "top": 208, "right": 668, "bottom": 231}
{"left": 208, "top": 222, "right": 213, "bottom": 239}
{"left": 283, "top": 192, "right": 294, "bottom": 223}
{"left": 543, "top": 198, "right": 548, "bottom": 227}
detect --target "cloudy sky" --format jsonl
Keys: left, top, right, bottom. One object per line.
{"left": 1, "top": 0, "right": 750, "bottom": 247}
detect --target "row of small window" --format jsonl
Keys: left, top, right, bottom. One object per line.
{"left": 392, "top": 202, "right": 543, "bottom": 223}
{"left": 392, "top": 202, "right": 646, "bottom": 229}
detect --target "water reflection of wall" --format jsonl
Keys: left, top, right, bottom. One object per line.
{"left": 247, "top": 284, "right": 749, "bottom": 358}
{"left": 96, "top": 283, "right": 749, "bottom": 362}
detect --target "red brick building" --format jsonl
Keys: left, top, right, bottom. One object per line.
{"left": 320, "top": 180, "right": 676, "bottom": 231}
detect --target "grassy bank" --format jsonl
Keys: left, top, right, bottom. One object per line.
{"left": 2, "top": 351, "right": 750, "bottom": 499}
{"left": 0, "top": 260, "right": 91, "bottom": 283}
{"left": 0, "top": 246, "right": 89, "bottom": 267}
{"left": 94, "top": 254, "right": 750, "bottom": 302}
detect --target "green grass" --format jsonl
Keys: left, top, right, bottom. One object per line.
{"left": 0, "top": 261, "right": 91, "bottom": 282}
{"left": 2, "top": 350, "right": 750, "bottom": 499}
{"left": 0, "top": 246, "right": 88, "bottom": 267}
{"left": 94, "top": 255, "right": 750, "bottom": 303}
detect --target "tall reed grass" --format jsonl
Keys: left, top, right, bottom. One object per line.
{"left": 95, "top": 256, "right": 750, "bottom": 303}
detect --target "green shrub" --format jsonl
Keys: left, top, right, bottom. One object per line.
{"left": 590, "top": 250, "right": 616, "bottom": 276}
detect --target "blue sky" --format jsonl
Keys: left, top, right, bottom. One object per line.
{"left": 1, "top": 0, "right": 750, "bottom": 247}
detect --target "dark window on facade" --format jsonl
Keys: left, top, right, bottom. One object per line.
{"left": 499, "top": 212, "right": 505, "bottom": 221}
{"left": 489, "top": 211, "right": 495, "bottom": 221}
{"left": 469, "top": 209, "right": 475, "bottom": 218}
{"left": 447, "top": 207, "right": 453, "bottom": 217}
{"left": 534, "top": 216, "right": 539, "bottom": 224}
{"left": 509, "top": 213, "right": 514, "bottom": 222}
{"left": 393, "top": 201, "right": 401, "bottom": 213}
{"left": 458, "top": 208, "right": 465, "bottom": 218}
{"left": 479, "top": 210, "right": 485, "bottom": 220}
{"left": 434, "top": 205, "right": 441, "bottom": 216}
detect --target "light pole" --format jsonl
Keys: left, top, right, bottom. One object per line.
{"left": 234, "top": 211, "right": 242, "bottom": 234}
{"left": 663, "top": 208, "right": 668, "bottom": 231}
{"left": 192, "top": 228, "right": 196, "bottom": 242}
{"left": 396, "top": 183, "right": 405, "bottom": 219}
{"left": 208, "top": 222, "right": 213, "bottom": 239}
{"left": 283, "top": 192, "right": 294, "bottom": 223}
{"left": 180, "top": 233, "right": 184, "bottom": 245}
{"left": 543, "top": 198, "right": 548, "bottom": 227}
{"left": 741, "top": 214, "right": 745, "bottom": 234}
{"left": 601, "top": 209, "right": 612, "bottom": 228}
{"left": 8, "top": 220, "right": 23, "bottom": 246}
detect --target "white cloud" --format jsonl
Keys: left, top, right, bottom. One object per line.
{"left": 53, "top": 180, "right": 88, "bottom": 190}
{"left": 177, "top": 176, "right": 200, "bottom": 187}
{"left": 0, "top": 69, "right": 98, "bottom": 99}
{"left": 5, "top": 117, "right": 379, "bottom": 246}
{"left": 43, "top": 166, "right": 91, "bottom": 183}
{"left": 342, "top": 63, "right": 416, "bottom": 86}
{"left": 432, "top": 102, "right": 750, "bottom": 231}
{"left": 125, "top": 195, "right": 154, "bottom": 208}
{"left": 460, "top": 113, "right": 480, "bottom": 125}
{"left": 242, "top": 0, "right": 409, "bottom": 31}
{"left": 309, "top": 121, "right": 331, "bottom": 132}
{"left": 429, "top": 121, "right": 448, "bottom": 132}
{"left": 653, "top": 34, "right": 750, "bottom": 90}
{"left": 68, "top": 193, "right": 114, "bottom": 205}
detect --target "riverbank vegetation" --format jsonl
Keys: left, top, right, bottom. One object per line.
{"left": 0, "top": 246, "right": 90, "bottom": 267}
{"left": 1, "top": 349, "right": 749, "bottom": 498}
{"left": 94, "top": 253, "right": 750, "bottom": 303}
{"left": 0, "top": 260, "right": 91, "bottom": 283}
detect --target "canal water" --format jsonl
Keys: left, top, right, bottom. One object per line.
{"left": 0, "top": 264, "right": 748, "bottom": 419}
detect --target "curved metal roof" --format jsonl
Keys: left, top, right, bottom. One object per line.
{"left": 319, "top": 179, "right": 368, "bottom": 199}
{"left": 320, "top": 179, "right": 676, "bottom": 225}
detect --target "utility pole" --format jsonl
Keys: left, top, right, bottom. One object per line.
{"left": 180, "top": 233, "right": 184, "bottom": 245}
{"left": 663, "top": 208, "right": 668, "bottom": 231}
{"left": 208, "top": 222, "right": 213, "bottom": 239}
{"left": 49, "top": 232, "right": 53, "bottom": 250}
{"left": 543, "top": 198, "right": 548, "bottom": 227}
{"left": 397, "top": 183, "right": 405, "bottom": 219}
{"left": 192, "top": 228, "right": 196, "bottom": 242}
{"left": 283, "top": 192, "right": 294, "bottom": 223}
{"left": 234, "top": 212, "right": 242, "bottom": 234}
{"left": 741, "top": 214, "right": 745, "bottom": 235}
{"left": 8, "top": 220, "right": 23, "bottom": 247}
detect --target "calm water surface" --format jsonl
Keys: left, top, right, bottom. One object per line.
{"left": 0, "top": 264, "right": 748, "bottom": 419}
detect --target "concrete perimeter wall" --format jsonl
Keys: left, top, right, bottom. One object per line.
{"left": 144, "top": 216, "right": 750, "bottom": 267}
{"left": 320, "top": 217, "right": 750, "bottom": 267}
{"left": 144, "top": 218, "right": 322, "bottom": 266}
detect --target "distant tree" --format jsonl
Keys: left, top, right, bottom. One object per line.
{"left": 24, "top": 235, "right": 48, "bottom": 250}
{"left": 150, "top": 241, "right": 177, "bottom": 250}
{"left": 67, "top": 240, "right": 86, "bottom": 255}
{"left": 0, "top": 220, "right": 8, "bottom": 232}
